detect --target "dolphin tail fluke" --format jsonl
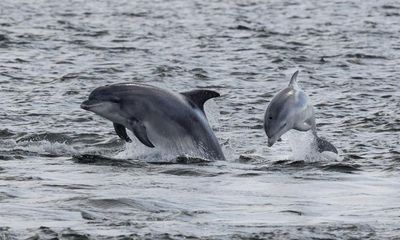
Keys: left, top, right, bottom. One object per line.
{"left": 288, "top": 70, "right": 299, "bottom": 87}
{"left": 316, "top": 136, "right": 338, "bottom": 154}
{"left": 181, "top": 90, "right": 221, "bottom": 113}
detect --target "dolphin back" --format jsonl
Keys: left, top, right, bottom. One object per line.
{"left": 316, "top": 137, "right": 338, "bottom": 154}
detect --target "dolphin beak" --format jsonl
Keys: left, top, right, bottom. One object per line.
{"left": 81, "top": 99, "right": 102, "bottom": 110}
{"left": 268, "top": 138, "right": 275, "bottom": 147}
{"left": 80, "top": 100, "right": 91, "bottom": 110}
{"left": 268, "top": 135, "right": 283, "bottom": 147}
{"left": 267, "top": 123, "right": 288, "bottom": 147}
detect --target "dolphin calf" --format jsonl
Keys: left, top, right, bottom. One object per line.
{"left": 81, "top": 83, "right": 225, "bottom": 160}
{"left": 263, "top": 71, "right": 338, "bottom": 154}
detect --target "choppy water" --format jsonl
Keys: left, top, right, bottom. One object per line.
{"left": 1, "top": 0, "right": 399, "bottom": 239}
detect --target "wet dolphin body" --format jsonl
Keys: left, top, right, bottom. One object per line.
{"left": 263, "top": 71, "right": 338, "bottom": 154}
{"left": 81, "top": 84, "right": 225, "bottom": 160}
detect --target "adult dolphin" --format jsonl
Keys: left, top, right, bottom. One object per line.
{"left": 263, "top": 71, "right": 338, "bottom": 154}
{"left": 81, "top": 83, "right": 225, "bottom": 160}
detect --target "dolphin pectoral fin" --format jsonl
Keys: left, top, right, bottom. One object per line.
{"left": 181, "top": 90, "right": 220, "bottom": 113}
{"left": 113, "top": 123, "right": 132, "bottom": 142}
{"left": 294, "top": 121, "right": 311, "bottom": 131}
{"left": 316, "top": 137, "right": 338, "bottom": 154}
{"left": 129, "top": 118, "right": 155, "bottom": 148}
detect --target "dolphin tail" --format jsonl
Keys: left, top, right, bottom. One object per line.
{"left": 316, "top": 136, "right": 338, "bottom": 154}
{"left": 288, "top": 70, "right": 299, "bottom": 87}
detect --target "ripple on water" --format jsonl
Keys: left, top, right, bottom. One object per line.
{"left": 160, "top": 168, "right": 223, "bottom": 177}
{"left": 71, "top": 154, "right": 146, "bottom": 167}
{"left": 0, "top": 0, "right": 399, "bottom": 238}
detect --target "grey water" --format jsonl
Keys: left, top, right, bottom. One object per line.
{"left": 0, "top": 0, "right": 399, "bottom": 239}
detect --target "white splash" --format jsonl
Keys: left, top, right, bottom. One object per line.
{"left": 0, "top": 139, "right": 78, "bottom": 156}
{"left": 286, "top": 130, "right": 340, "bottom": 161}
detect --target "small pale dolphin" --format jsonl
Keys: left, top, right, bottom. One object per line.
{"left": 263, "top": 71, "right": 337, "bottom": 154}
{"left": 81, "top": 84, "right": 225, "bottom": 160}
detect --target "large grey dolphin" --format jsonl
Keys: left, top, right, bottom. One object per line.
{"left": 263, "top": 71, "right": 338, "bottom": 154}
{"left": 81, "top": 83, "right": 225, "bottom": 160}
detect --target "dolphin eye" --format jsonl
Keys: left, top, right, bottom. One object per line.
{"left": 269, "top": 116, "right": 273, "bottom": 120}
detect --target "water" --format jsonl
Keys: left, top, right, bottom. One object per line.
{"left": 1, "top": 0, "right": 399, "bottom": 239}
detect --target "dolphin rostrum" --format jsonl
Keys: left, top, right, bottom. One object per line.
{"left": 263, "top": 71, "right": 338, "bottom": 154}
{"left": 81, "top": 83, "right": 225, "bottom": 160}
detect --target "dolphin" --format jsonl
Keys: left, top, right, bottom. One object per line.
{"left": 263, "top": 71, "right": 338, "bottom": 154}
{"left": 81, "top": 83, "right": 225, "bottom": 160}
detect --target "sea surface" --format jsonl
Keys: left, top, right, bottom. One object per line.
{"left": 1, "top": 0, "right": 399, "bottom": 239}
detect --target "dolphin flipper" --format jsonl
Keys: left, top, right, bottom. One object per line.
{"left": 294, "top": 121, "right": 312, "bottom": 131}
{"left": 181, "top": 90, "right": 220, "bottom": 113}
{"left": 129, "top": 118, "right": 155, "bottom": 148}
{"left": 316, "top": 137, "right": 338, "bottom": 154}
{"left": 113, "top": 123, "right": 132, "bottom": 142}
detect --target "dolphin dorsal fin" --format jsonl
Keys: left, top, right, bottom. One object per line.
{"left": 288, "top": 70, "right": 300, "bottom": 87}
{"left": 181, "top": 90, "right": 220, "bottom": 113}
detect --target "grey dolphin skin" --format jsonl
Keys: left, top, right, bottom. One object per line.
{"left": 81, "top": 83, "right": 225, "bottom": 160}
{"left": 263, "top": 71, "right": 338, "bottom": 154}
